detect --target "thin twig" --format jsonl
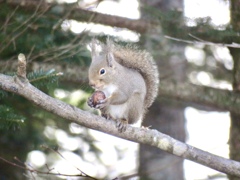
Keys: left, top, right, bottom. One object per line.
{"left": 27, "top": 45, "right": 36, "bottom": 62}
{"left": 42, "top": 145, "right": 99, "bottom": 180}
{"left": 0, "top": 0, "right": 49, "bottom": 53}
{"left": 165, "top": 35, "right": 240, "bottom": 48}
{"left": 0, "top": 6, "right": 19, "bottom": 33}
{"left": 17, "top": 53, "right": 27, "bottom": 78}
{"left": 0, "top": 156, "right": 99, "bottom": 179}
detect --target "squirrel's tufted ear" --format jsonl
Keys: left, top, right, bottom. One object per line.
{"left": 90, "top": 39, "right": 102, "bottom": 61}
{"left": 106, "top": 52, "right": 114, "bottom": 67}
{"left": 106, "top": 37, "right": 115, "bottom": 67}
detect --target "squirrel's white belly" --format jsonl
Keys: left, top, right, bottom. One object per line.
{"left": 108, "top": 103, "right": 128, "bottom": 119}
{"left": 103, "top": 84, "right": 117, "bottom": 98}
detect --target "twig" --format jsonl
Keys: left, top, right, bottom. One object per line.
{"left": 188, "top": 33, "right": 205, "bottom": 42}
{"left": 0, "top": 155, "right": 99, "bottom": 179}
{"left": 4, "top": 0, "right": 154, "bottom": 34}
{"left": 0, "top": 5, "right": 19, "bottom": 33}
{"left": 165, "top": 35, "right": 240, "bottom": 48}
{"left": 27, "top": 45, "right": 36, "bottom": 62}
{"left": 0, "top": 0, "right": 49, "bottom": 53}
{"left": 41, "top": 145, "right": 98, "bottom": 180}
{"left": 17, "top": 53, "right": 27, "bottom": 79}
{"left": 42, "top": 0, "right": 102, "bottom": 63}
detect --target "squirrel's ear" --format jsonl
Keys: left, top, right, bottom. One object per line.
{"left": 105, "top": 37, "right": 114, "bottom": 67}
{"left": 106, "top": 52, "right": 114, "bottom": 67}
{"left": 90, "top": 39, "right": 102, "bottom": 60}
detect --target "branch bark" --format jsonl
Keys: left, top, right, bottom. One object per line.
{"left": 0, "top": 55, "right": 240, "bottom": 177}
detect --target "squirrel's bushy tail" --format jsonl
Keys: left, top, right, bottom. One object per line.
{"left": 106, "top": 39, "right": 159, "bottom": 108}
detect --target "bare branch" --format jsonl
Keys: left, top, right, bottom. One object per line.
{"left": 17, "top": 53, "right": 27, "bottom": 78}
{"left": 165, "top": 35, "right": 240, "bottom": 48}
{"left": 41, "top": 145, "right": 98, "bottom": 180}
{"left": 0, "top": 5, "right": 19, "bottom": 33}
{"left": 2, "top": 0, "right": 157, "bottom": 34}
{"left": 0, "top": 1, "right": 50, "bottom": 53}
{"left": 0, "top": 55, "right": 240, "bottom": 177}
{"left": 0, "top": 156, "right": 99, "bottom": 179}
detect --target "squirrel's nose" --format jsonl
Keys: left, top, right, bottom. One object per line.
{"left": 89, "top": 81, "right": 95, "bottom": 88}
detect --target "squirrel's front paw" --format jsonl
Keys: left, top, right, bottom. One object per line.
{"left": 87, "top": 96, "right": 107, "bottom": 109}
{"left": 87, "top": 97, "right": 95, "bottom": 108}
{"left": 95, "top": 98, "right": 108, "bottom": 109}
{"left": 88, "top": 91, "right": 106, "bottom": 109}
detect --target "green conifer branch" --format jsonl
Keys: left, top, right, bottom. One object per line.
{"left": 0, "top": 105, "right": 25, "bottom": 131}
{"left": 27, "top": 69, "right": 63, "bottom": 88}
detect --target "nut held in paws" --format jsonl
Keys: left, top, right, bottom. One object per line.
{"left": 92, "top": 91, "right": 106, "bottom": 106}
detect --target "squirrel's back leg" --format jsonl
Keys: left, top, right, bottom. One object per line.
{"left": 116, "top": 93, "right": 145, "bottom": 132}
{"left": 114, "top": 94, "right": 145, "bottom": 132}
{"left": 127, "top": 93, "right": 145, "bottom": 125}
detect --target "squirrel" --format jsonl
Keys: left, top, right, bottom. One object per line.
{"left": 87, "top": 38, "right": 159, "bottom": 132}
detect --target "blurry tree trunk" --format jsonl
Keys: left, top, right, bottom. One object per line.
{"left": 229, "top": 1, "right": 240, "bottom": 180}
{"left": 139, "top": 1, "right": 186, "bottom": 179}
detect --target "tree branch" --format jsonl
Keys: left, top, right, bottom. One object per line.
{"left": 2, "top": 58, "right": 240, "bottom": 115}
{"left": 165, "top": 35, "right": 240, "bottom": 48}
{"left": 4, "top": 0, "right": 157, "bottom": 34}
{"left": 0, "top": 54, "right": 240, "bottom": 177}
{"left": 159, "top": 80, "right": 240, "bottom": 114}
{"left": 2, "top": 57, "right": 240, "bottom": 115}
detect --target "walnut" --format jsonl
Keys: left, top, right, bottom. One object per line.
{"left": 92, "top": 91, "right": 106, "bottom": 107}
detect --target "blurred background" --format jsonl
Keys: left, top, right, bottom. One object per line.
{"left": 0, "top": 0, "right": 238, "bottom": 179}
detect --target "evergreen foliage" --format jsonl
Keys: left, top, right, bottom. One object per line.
{"left": 27, "top": 69, "right": 62, "bottom": 89}
{"left": 0, "top": 89, "right": 8, "bottom": 99}
{"left": 0, "top": 105, "right": 25, "bottom": 131}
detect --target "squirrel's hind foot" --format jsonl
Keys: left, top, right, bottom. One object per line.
{"left": 116, "top": 119, "right": 128, "bottom": 132}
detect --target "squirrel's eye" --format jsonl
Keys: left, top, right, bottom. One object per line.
{"left": 99, "top": 68, "right": 106, "bottom": 75}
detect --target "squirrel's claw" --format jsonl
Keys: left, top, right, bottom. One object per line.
{"left": 116, "top": 119, "right": 128, "bottom": 132}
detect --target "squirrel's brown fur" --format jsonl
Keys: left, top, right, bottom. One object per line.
{"left": 87, "top": 38, "right": 159, "bottom": 132}
{"left": 105, "top": 39, "right": 159, "bottom": 109}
